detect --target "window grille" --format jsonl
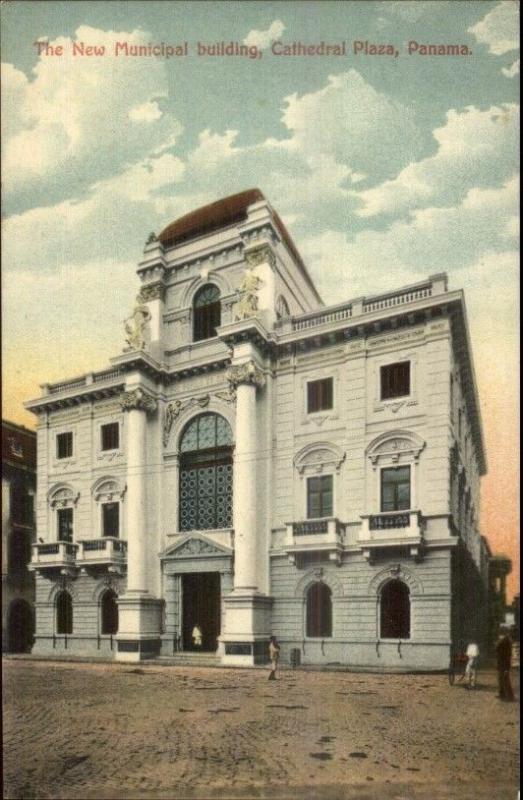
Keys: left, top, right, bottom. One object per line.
{"left": 179, "top": 413, "right": 233, "bottom": 531}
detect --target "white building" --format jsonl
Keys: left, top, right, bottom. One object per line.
{"left": 26, "top": 189, "right": 488, "bottom": 669}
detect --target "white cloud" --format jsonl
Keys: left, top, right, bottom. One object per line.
{"left": 129, "top": 101, "right": 163, "bottom": 122}
{"left": 2, "top": 25, "right": 181, "bottom": 194}
{"left": 301, "top": 176, "right": 519, "bottom": 303}
{"left": 502, "top": 58, "right": 520, "bottom": 77}
{"left": 468, "top": 1, "right": 519, "bottom": 55}
{"left": 280, "top": 71, "right": 422, "bottom": 175}
{"left": 244, "top": 19, "right": 285, "bottom": 50}
{"left": 355, "top": 104, "right": 519, "bottom": 217}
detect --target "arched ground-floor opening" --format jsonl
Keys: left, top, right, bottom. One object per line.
{"left": 182, "top": 572, "right": 221, "bottom": 652}
{"left": 8, "top": 599, "right": 34, "bottom": 653}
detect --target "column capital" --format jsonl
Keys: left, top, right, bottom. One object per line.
{"left": 120, "top": 388, "right": 157, "bottom": 414}
{"left": 138, "top": 282, "right": 166, "bottom": 303}
{"left": 228, "top": 361, "right": 265, "bottom": 391}
{"left": 244, "top": 243, "right": 276, "bottom": 269}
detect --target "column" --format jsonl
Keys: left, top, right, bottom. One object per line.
{"left": 220, "top": 360, "right": 273, "bottom": 666}
{"left": 116, "top": 387, "right": 162, "bottom": 661}
{"left": 231, "top": 368, "right": 262, "bottom": 591}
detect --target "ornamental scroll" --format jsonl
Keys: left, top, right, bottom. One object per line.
{"left": 138, "top": 283, "right": 166, "bottom": 303}
{"left": 163, "top": 392, "right": 236, "bottom": 446}
{"left": 119, "top": 388, "right": 157, "bottom": 414}
{"left": 228, "top": 361, "right": 265, "bottom": 391}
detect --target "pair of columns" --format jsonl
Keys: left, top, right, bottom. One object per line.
{"left": 116, "top": 361, "right": 267, "bottom": 660}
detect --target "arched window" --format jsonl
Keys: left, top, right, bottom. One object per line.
{"left": 306, "top": 582, "right": 332, "bottom": 638}
{"left": 193, "top": 284, "right": 221, "bottom": 342}
{"left": 100, "top": 590, "right": 119, "bottom": 635}
{"left": 380, "top": 580, "right": 410, "bottom": 639}
{"left": 56, "top": 591, "right": 73, "bottom": 635}
{"left": 179, "top": 413, "right": 233, "bottom": 531}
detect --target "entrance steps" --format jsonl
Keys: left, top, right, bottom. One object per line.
{"left": 156, "top": 652, "right": 221, "bottom": 667}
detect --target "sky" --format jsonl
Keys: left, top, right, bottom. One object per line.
{"left": 1, "top": 1, "right": 519, "bottom": 598}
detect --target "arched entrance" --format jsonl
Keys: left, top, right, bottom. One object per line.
{"left": 8, "top": 599, "right": 34, "bottom": 653}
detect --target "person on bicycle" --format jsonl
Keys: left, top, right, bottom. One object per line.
{"left": 465, "top": 641, "right": 480, "bottom": 688}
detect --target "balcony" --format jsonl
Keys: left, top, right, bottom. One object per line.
{"left": 77, "top": 538, "right": 127, "bottom": 572}
{"left": 285, "top": 518, "right": 345, "bottom": 565}
{"left": 359, "top": 511, "right": 424, "bottom": 561}
{"left": 29, "top": 541, "right": 78, "bottom": 574}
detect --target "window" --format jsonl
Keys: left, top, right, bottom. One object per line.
{"left": 101, "top": 422, "right": 119, "bottom": 451}
{"left": 100, "top": 590, "right": 119, "bottom": 635}
{"left": 306, "top": 582, "right": 332, "bottom": 637}
{"left": 380, "top": 580, "right": 410, "bottom": 639}
{"left": 56, "top": 432, "right": 73, "bottom": 459}
{"left": 307, "top": 475, "right": 333, "bottom": 519}
{"left": 193, "top": 284, "right": 221, "bottom": 342}
{"left": 57, "top": 507, "right": 74, "bottom": 542}
{"left": 8, "top": 531, "right": 31, "bottom": 576}
{"left": 56, "top": 591, "right": 73, "bottom": 635}
{"left": 179, "top": 413, "right": 233, "bottom": 531}
{"left": 380, "top": 362, "right": 410, "bottom": 400}
{"left": 102, "top": 502, "right": 119, "bottom": 537}
{"left": 381, "top": 466, "right": 410, "bottom": 512}
{"left": 307, "top": 378, "right": 333, "bottom": 413}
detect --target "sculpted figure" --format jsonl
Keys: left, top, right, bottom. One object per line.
{"left": 123, "top": 299, "right": 151, "bottom": 351}
{"left": 234, "top": 268, "right": 263, "bottom": 320}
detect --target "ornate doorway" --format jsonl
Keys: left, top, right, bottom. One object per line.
{"left": 182, "top": 572, "right": 221, "bottom": 652}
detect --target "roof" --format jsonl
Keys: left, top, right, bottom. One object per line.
{"left": 157, "top": 189, "right": 322, "bottom": 301}
{"left": 2, "top": 419, "right": 36, "bottom": 469}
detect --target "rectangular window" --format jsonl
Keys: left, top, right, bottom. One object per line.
{"left": 101, "top": 422, "right": 119, "bottom": 451}
{"left": 57, "top": 507, "right": 74, "bottom": 542}
{"left": 381, "top": 466, "right": 411, "bottom": 512}
{"left": 307, "top": 378, "right": 333, "bottom": 413}
{"left": 102, "top": 502, "right": 119, "bottom": 538}
{"left": 56, "top": 432, "right": 73, "bottom": 459}
{"left": 307, "top": 475, "right": 333, "bottom": 519}
{"left": 380, "top": 362, "right": 410, "bottom": 400}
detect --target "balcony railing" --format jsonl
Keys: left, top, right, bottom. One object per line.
{"left": 77, "top": 537, "right": 127, "bottom": 568}
{"left": 285, "top": 518, "right": 345, "bottom": 564}
{"left": 359, "top": 511, "right": 424, "bottom": 560}
{"left": 29, "top": 541, "right": 78, "bottom": 571}
{"left": 369, "top": 512, "right": 411, "bottom": 530}
{"left": 284, "top": 274, "right": 448, "bottom": 336}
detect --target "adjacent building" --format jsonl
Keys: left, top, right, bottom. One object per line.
{"left": 26, "top": 188, "right": 489, "bottom": 669}
{"left": 2, "top": 420, "right": 36, "bottom": 652}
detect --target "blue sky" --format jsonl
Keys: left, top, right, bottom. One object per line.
{"left": 1, "top": 1, "right": 519, "bottom": 583}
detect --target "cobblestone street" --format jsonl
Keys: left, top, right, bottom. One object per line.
{"left": 3, "top": 659, "right": 519, "bottom": 800}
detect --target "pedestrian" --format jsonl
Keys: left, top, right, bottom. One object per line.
{"left": 495, "top": 630, "right": 514, "bottom": 701}
{"left": 192, "top": 624, "right": 202, "bottom": 649}
{"left": 464, "top": 641, "right": 479, "bottom": 688}
{"left": 268, "top": 635, "right": 280, "bottom": 680}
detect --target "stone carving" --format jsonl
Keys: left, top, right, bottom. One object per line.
{"left": 123, "top": 298, "right": 151, "bottom": 351}
{"left": 294, "top": 442, "right": 346, "bottom": 476}
{"left": 120, "top": 388, "right": 157, "bottom": 414}
{"left": 163, "top": 396, "right": 210, "bottom": 446}
{"left": 245, "top": 244, "right": 276, "bottom": 269}
{"left": 228, "top": 361, "right": 265, "bottom": 390}
{"left": 138, "top": 283, "right": 166, "bottom": 303}
{"left": 146, "top": 232, "right": 158, "bottom": 244}
{"left": 234, "top": 268, "right": 264, "bottom": 321}
{"left": 176, "top": 538, "right": 222, "bottom": 555}
{"left": 214, "top": 389, "right": 237, "bottom": 404}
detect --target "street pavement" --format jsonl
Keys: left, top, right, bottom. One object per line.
{"left": 2, "top": 659, "right": 519, "bottom": 800}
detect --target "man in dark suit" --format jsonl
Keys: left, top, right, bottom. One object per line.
{"left": 495, "top": 630, "right": 515, "bottom": 701}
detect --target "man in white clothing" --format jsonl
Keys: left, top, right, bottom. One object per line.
{"left": 465, "top": 641, "right": 480, "bottom": 688}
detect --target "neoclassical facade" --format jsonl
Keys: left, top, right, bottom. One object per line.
{"left": 26, "top": 188, "right": 489, "bottom": 669}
